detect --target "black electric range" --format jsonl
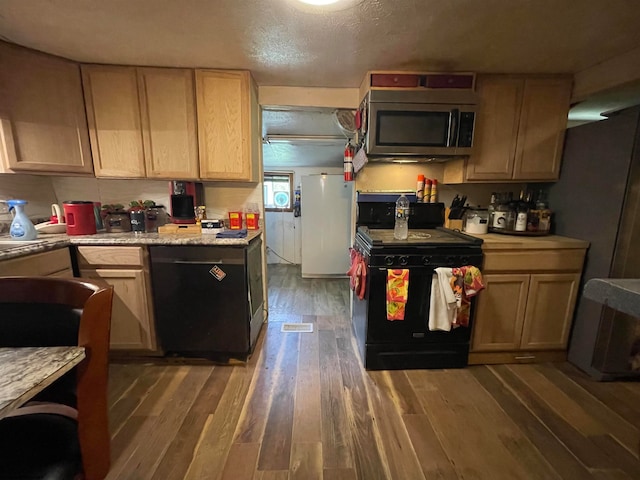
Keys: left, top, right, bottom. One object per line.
{"left": 352, "top": 195, "right": 483, "bottom": 370}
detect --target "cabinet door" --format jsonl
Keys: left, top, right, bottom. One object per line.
{"left": 520, "top": 273, "right": 580, "bottom": 350}
{"left": 513, "top": 78, "right": 572, "bottom": 180}
{"left": 138, "top": 68, "right": 199, "bottom": 179}
{"left": 465, "top": 76, "right": 522, "bottom": 181}
{"left": 82, "top": 65, "right": 146, "bottom": 178}
{"left": 471, "top": 274, "right": 530, "bottom": 352}
{"left": 0, "top": 43, "right": 93, "bottom": 174}
{"left": 80, "top": 268, "right": 155, "bottom": 351}
{"left": 196, "top": 70, "right": 258, "bottom": 181}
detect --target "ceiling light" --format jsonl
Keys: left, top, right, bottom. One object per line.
{"left": 298, "top": 0, "right": 341, "bottom": 4}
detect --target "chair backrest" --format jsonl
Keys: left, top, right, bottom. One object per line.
{"left": 0, "top": 276, "right": 114, "bottom": 480}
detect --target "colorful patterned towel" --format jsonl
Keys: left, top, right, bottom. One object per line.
{"left": 451, "top": 266, "right": 485, "bottom": 327}
{"left": 387, "top": 269, "right": 409, "bottom": 320}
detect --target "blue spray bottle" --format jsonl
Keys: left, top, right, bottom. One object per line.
{"left": 7, "top": 199, "right": 38, "bottom": 240}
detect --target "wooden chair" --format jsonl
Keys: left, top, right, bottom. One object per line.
{"left": 0, "top": 276, "right": 114, "bottom": 480}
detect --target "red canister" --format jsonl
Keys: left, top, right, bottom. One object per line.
{"left": 63, "top": 201, "right": 97, "bottom": 235}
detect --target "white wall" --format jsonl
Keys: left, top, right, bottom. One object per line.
{"left": 0, "top": 174, "right": 58, "bottom": 224}
{"left": 264, "top": 166, "right": 343, "bottom": 264}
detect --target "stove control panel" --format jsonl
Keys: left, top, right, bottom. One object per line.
{"left": 371, "top": 252, "right": 483, "bottom": 268}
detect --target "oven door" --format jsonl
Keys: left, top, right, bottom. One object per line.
{"left": 366, "top": 102, "right": 475, "bottom": 156}
{"left": 365, "top": 266, "right": 472, "bottom": 344}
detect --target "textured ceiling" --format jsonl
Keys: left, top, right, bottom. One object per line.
{"left": 3, "top": 0, "right": 640, "bottom": 168}
{"left": 2, "top": 0, "right": 640, "bottom": 88}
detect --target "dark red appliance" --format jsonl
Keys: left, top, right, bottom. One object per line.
{"left": 169, "top": 181, "right": 204, "bottom": 224}
{"left": 352, "top": 193, "right": 483, "bottom": 370}
{"left": 63, "top": 201, "right": 97, "bottom": 236}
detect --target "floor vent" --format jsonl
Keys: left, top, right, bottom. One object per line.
{"left": 281, "top": 323, "right": 314, "bottom": 333}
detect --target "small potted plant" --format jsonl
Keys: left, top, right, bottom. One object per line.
{"left": 101, "top": 203, "right": 130, "bottom": 233}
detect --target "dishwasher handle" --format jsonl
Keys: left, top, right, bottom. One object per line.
{"left": 153, "top": 258, "right": 244, "bottom": 266}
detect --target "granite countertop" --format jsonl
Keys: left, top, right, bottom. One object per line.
{"left": 465, "top": 232, "right": 590, "bottom": 250}
{"left": 583, "top": 278, "right": 640, "bottom": 318}
{"left": 0, "top": 230, "right": 263, "bottom": 261}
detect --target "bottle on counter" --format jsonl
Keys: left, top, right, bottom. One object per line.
{"left": 394, "top": 194, "right": 409, "bottom": 240}
{"left": 416, "top": 174, "right": 425, "bottom": 202}
{"left": 7, "top": 200, "right": 37, "bottom": 241}
{"left": 429, "top": 179, "right": 438, "bottom": 203}
{"left": 423, "top": 179, "right": 432, "bottom": 203}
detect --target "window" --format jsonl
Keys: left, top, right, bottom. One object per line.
{"left": 264, "top": 172, "right": 293, "bottom": 212}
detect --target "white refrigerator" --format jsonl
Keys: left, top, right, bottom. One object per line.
{"left": 301, "top": 174, "right": 354, "bottom": 278}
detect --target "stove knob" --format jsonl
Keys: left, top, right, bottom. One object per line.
{"left": 399, "top": 256, "right": 409, "bottom": 266}
{"left": 461, "top": 257, "right": 470, "bottom": 265}
{"left": 446, "top": 256, "right": 457, "bottom": 265}
{"left": 384, "top": 256, "right": 395, "bottom": 266}
{"left": 422, "top": 255, "right": 432, "bottom": 265}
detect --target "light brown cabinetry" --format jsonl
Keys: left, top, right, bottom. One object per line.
{"left": 195, "top": 69, "right": 261, "bottom": 182}
{"left": 444, "top": 75, "right": 572, "bottom": 183}
{"left": 82, "top": 65, "right": 198, "bottom": 179}
{"left": 0, "top": 42, "right": 93, "bottom": 175}
{"left": 77, "top": 246, "right": 157, "bottom": 352}
{"left": 0, "top": 248, "right": 73, "bottom": 277}
{"left": 469, "top": 239, "right": 586, "bottom": 364}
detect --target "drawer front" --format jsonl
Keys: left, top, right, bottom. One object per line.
{"left": 483, "top": 249, "right": 586, "bottom": 272}
{"left": 0, "top": 248, "right": 72, "bottom": 276}
{"left": 77, "top": 246, "right": 145, "bottom": 267}
{"left": 370, "top": 73, "right": 421, "bottom": 88}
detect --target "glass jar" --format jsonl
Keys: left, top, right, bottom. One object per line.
{"left": 463, "top": 207, "right": 490, "bottom": 234}
{"left": 144, "top": 205, "right": 168, "bottom": 233}
{"left": 490, "top": 203, "right": 515, "bottom": 231}
{"left": 105, "top": 211, "right": 131, "bottom": 233}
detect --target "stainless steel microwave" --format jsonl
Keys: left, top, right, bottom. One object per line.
{"left": 363, "top": 89, "right": 478, "bottom": 157}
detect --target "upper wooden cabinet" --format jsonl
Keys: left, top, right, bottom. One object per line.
{"left": 82, "top": 65, "right": 198, "bottom": 179}
{"left": 195, "top": 70, "right": 261, "bottom": 182}
{"left": 0, "top": 42, "right": 93, "bottom": 175}
{"left": 443, "top": 75, "right": 572, "bottom": 183}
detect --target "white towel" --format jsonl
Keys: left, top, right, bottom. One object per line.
{"left": 429, "top": 267, "right": 457, "bottom": 331}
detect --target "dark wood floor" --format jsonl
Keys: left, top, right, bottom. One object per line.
{"left": 106, "top": 264, "right": 640, "bottom": 479}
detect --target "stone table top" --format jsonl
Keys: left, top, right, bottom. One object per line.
{"left": 583, "top": 278, "right": 640, "bottom": 318}
{"left": 0, "top": 346, "right": 86, "bottom": 419}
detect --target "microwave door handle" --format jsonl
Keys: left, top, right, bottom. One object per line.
{"left": 448, "top": 109, "right": 459, "bottom": 147}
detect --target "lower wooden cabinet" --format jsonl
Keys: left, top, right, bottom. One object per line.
{"left": 469, "top": 242, "right": 586, "bottom": 364}
{"left": 0, "top": 248, "right": 73, "bottom": 277}
{"left": 77, "top": 246, "right": 157, "bottom": 352}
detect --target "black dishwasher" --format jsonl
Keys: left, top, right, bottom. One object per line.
{"left": 149, "top": 240, "right": 264, "bottom": 360}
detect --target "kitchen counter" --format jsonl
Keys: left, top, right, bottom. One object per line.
{"left": 583, "top": 278, "right": 640, "bottom": 318}
{"left": 0, "top": 230, "right": 263, "bottom": 261}
{"left": 465, "top": 232, "right": 589, "bottom": 250}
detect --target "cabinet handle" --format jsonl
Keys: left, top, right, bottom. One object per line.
{"left": 514, "top": 355, "right": 536, "bottom": 360}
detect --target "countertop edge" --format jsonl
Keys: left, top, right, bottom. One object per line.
{"left": 0, "top": 230, "right": 263, "bottom": 261}
{"left": 466, "top": 233, "right": 590, "bottom": 250}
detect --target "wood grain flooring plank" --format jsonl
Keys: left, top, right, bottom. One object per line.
{"left": 108, "top": 363, "right": 148, "bottom": 405}
{"left": 254, "top": 471, "right": 289, "bottom": 480}
{"left": 220, "top": 442, "right": 261, "bottom": 480}
{"left": 289, "top": 442, "right": 322, "bottom": 480}
{"left": 417, "top": 369, "right": 543, "bottom": 480}
{"left": 319, "top": 329, "right": 354, "bottom": 470}
{"left": 109, "top": 414, "right": 148, "bottom": 468}
{"left": 184, "top": 364, "right": 260, "bottom": 480}
{"left": 365, "top": 371, "right": 425, "bottom": 480}
{"left": 336, "top": 336, "right": 389, "bottom": 480}
{"left": 257, "top": 331, "right": 300, "bottom": 470}
{"left": 292, "top": 317, "right": 321, "bottom": 443}
{"left": 235, "top": 321, "right": 289, "bottom": 443}
{"left": 151, "top": 365, "right": 231, "bottom": 480}
{"left": 374, "top": 370, "right": 425, "bottom": 415}
{"left": 556, "top": 363, "right": 640, "bottom": 428}
{"left": 108, "top": 366, "right": 210, "bottom": 479}
{"left": 590, "top": 435, "right": 640, "bottom": 478}
{"left": 591, "top": 469, "right": 634, "bottom": 480}
{"left": 402, "top": 414, "right": 458, "bottom": 480}
{"left": 471, "top": 366, "right": 594, "bottom": 480}
{"left": 508, "top": 364, "right": 606, "bottom": 436}
{"left": 322, "top": 468, "right": 357, "bottom": 480}
{"left": 108, "top": 364, "right": 166, "bottom": 436}
{"left": 533, "top": 363, "right": 640, "bottom": 455}
{"left": 492, "top": 364, "right": 617, "bottom": 470}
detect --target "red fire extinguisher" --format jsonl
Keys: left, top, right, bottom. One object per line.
{"left": 344, "top": 142, "right": 354, "bottom": 181}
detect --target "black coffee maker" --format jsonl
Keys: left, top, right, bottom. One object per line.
{"left": 169, "top": 181, "right": 204, "bottom": 224}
